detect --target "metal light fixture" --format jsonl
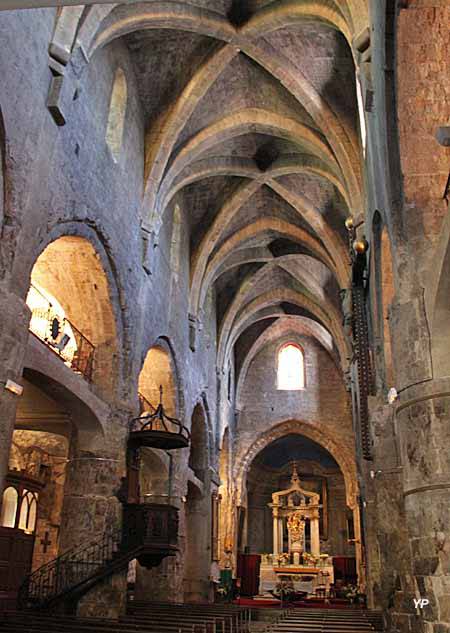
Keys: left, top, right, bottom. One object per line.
{"left": 4, "top": 379, "right": 24, "bottom": 396}
{"left": 353, "top": 238, "right": 369, "bottom": 254}
{"left": 345, "top": 216, "right": 354, "bottom": 230}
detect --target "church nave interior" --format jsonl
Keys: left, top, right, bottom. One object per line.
{"left": 0, "top": 2, "right": 449, "bottom": 632}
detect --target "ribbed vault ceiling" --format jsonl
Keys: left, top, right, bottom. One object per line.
{"left": 84, "top": 0, "right": 368, "bottom": 381}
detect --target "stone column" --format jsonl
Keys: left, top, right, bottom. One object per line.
{"left": 273, "top": 513, "right": 279, "bottom": 556}
{"left": 352, "top": 505, "right": 364, "bottom": 590}
{"left": 395, "top": 379, "right": 450, "bottom": 626}
{"left": 363, "top": 401, "right": 412, "bottom": 619}
{"left": 183, "top": 488, "right": 211, "bottom": 602}
{"left": 59, "top": 418, "right": 128, "bottom": 618}
{"left": 0, "top": 289, "right": 30, "bottom": 498}
{"left": 310, "top": 518, "right": 320, "bottom": 557}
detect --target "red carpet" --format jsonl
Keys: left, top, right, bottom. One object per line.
{"left": 233, "top": 597, "right": 359, "bottom": 610}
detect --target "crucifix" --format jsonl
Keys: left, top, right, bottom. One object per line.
{"left": 40, "top": 531, "right": 52, "bottom": 554}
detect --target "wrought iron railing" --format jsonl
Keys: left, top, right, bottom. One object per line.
{"left": 19, "top": 504, "right": 180, "bottom": 610}
{"left": 19, "top": 527, "right": 123, "bottom": 608}
{"left": 27, "top": 283, "right": 95, "bottom": 381}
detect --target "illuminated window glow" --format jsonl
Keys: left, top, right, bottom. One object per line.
{"left": 277, "top": 344, "right": 305, "bottom": 390}
{"left": 356, "top": 73, "right": 367, "bottom": 156}
{"left": 106, "top": 68, "right": 127, "bottom": 162}
{"left": 18, "top": 490, "right": 38, "bottom": 534}
{"left": 0, "top": 486, "right": 18, "bottom": 528}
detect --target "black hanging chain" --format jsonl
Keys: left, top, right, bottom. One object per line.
{"left": 346, "top": 223, "right": 374, "bottom": 460}
{"left": 352, "top": 284, "right": 374, "bottom": 461}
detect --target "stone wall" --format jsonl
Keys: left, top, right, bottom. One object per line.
{"left": 1, "top": 2, "right": 448, "bottom": 628}
{"left": 236, "top": 334, "right": 353, "bottom": 459}
{"left": 362, "top": 2, "right": 450, "bottom": 631}
{"left": 0, "top": 8, "right": 220, "bottom": 614}
{"left": 225, "top": 330, "right": 359, "bottom": 575}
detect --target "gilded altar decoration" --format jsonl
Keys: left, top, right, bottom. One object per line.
{"left": 258, "top": 463, "right": 334, "bottom": 597}
{"left": 269, "top": 463, "right": 321, "bottom": 561}
{"left": 287, "top": 510, "right": 305, "bottom": 544}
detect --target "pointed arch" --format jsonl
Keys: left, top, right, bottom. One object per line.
{"left": 234, "top": 420, "right": 358, "bottom": 509}
{"left": 27, "top": 229, "right": 124, "bottom": 399}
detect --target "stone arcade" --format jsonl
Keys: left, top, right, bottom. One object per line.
{"left": 0, "top": 2, "right": 449, "bottom": 633}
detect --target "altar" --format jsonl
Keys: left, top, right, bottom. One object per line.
{"left": 259, "top": 561, "right": 334, "bottom": 596}
{"left": 258, "top": 464, "right": 334, "bottom": 597}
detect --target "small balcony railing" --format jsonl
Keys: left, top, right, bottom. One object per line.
{"left": 27, "top": 283, "right": 95, "bottom": 382}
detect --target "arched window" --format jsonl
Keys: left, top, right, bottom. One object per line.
{"left": 356, "top": 72, "right": 367, "bottom": 157}
{"left": 0, "top": 486, "right": 18, "bottom": 528}
{"left": 106, "top": 68, "right": 127, "bottom": 162}
{"left": 18, "top": 489, "right": 38, "bottom": 534}
{"left": 170, "top": 204, "right": 183, "bottom": 283}
{"left": 277, "top": 343, "right": 305, "bottom": 390}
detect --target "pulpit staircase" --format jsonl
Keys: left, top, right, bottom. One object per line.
{"left": 16, "top": 503, "right": 179, "bottom": 612}
{"left": 16, "top": 527, "right": 135, "bottom": 612}
{"left": 14, "top": 391, "right": 187, "bottom": 614}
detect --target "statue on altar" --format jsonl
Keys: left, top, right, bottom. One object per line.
{"left": 258, "top": 463, "right": 334, "bottom": 597}
{"left": 287, "top": 510, "right": 305, "bottom": 553}
{"left": 269, "top": 462, "right": 321, "bottom": 565}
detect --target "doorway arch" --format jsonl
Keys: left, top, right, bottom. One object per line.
{"left": 235, "top": 420, "right": 357, "bottom": 509}
{"left": 231, "top": 421, "right": 362, "bottom": 588}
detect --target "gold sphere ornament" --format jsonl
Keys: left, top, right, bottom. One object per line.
{"left": 353, "top": 238, "right": 368, "bottom": 254}
{"left": 345, "top": 216, "right": 354, "bottom": 230}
